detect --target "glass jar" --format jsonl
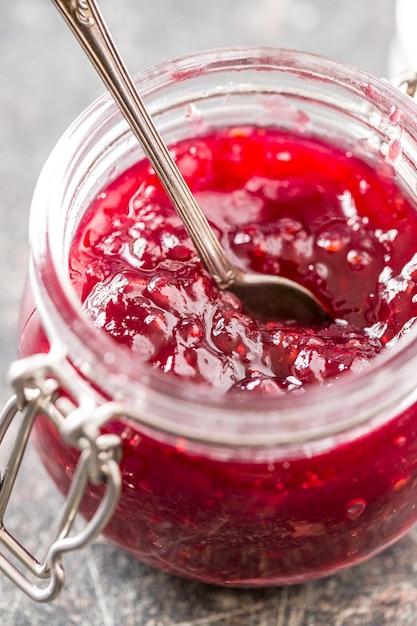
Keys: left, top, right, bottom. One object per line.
{"left": 3, "top": 47, "right": 417, "bottom": 601}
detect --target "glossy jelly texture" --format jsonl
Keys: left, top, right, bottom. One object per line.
{"left": 20, "top": 126, "right": 417, "bottom": 585}
{"left": 69, "top": 126, "right": 417, "bottom": 393}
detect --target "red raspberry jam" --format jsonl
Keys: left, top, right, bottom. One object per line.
{"left": 69, "top": 126, "right": 417, "bottom": 392}
{"left": 20, "top": 125, "right": 417, "bottom": 585}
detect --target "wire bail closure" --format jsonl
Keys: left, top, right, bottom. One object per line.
{"left": 391, "top": 68, "right": 417, "bottom": 100}
{"left": 0, "top": 352, "right": 123, "bottom": 602}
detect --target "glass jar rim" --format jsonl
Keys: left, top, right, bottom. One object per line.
{"left": 28, "top": 46, "right": 417, "bottom": 447}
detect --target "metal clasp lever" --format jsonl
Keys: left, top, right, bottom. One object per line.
{"left": 391, "top": 68, "right": 417, "bottom": 99}
{"left": 0, "top": 353, "right": 123, "bottom": 602}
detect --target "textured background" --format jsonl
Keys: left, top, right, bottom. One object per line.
{"left": 3, "top": 1, "right": 417, "bottom": 625}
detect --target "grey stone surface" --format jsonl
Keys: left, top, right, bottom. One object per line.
{"left": 3, "top": 1, "right": 417, "bottom": 625}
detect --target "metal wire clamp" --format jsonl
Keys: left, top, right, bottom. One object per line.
{"left": 0, "top": 352, "right": 123, "bottom": 602}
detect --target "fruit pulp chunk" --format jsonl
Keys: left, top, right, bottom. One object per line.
{"left": 22, "top": 125, "right": 417, "bottom": 584}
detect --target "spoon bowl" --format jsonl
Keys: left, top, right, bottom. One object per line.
{"left": 52, "top": 0, "right": 330, "bottom": 325}
{"left": 228, "top": 271, "right": 329, "bottom": 324}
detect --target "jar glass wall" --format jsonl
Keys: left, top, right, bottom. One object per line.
{"left": 18, "top": 48, "right": 417, "bottom": 585}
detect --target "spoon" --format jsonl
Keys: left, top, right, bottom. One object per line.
{"left": 51, "top": 0, "right": 330, "bottom": 324}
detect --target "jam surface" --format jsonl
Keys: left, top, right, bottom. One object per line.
{"left": 22, "top": 125, "right": 417, "bottom": 586}
{"left": 69, "top": 126, "right": 417, "bottom": 393}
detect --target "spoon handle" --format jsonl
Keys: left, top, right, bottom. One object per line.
{"left": 51, "top": 0, "right": 237, "bottom": 288}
